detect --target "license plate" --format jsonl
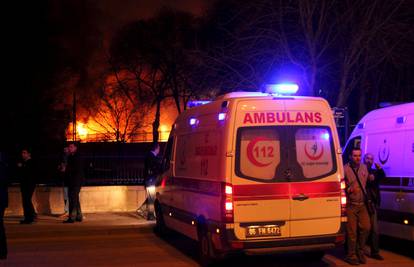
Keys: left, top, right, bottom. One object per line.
{"left": 246, "top": 225, "right": 281, "bottom": 238}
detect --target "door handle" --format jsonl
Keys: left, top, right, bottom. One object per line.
{"left": 292, "top": 194, "right": 309, "bottom": 201}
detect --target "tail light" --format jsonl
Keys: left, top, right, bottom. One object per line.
{"left": 222, "top": 183, "right": 234, "bottom": 223}
{"left": 340, "top": 179, "right": 347, "bottom": 216}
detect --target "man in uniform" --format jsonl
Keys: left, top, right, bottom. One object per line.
{"left": 344, "top": 148, "right": 372, "bottom": 265}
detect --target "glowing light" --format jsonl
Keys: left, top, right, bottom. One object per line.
{"left": 216, "top": 228, "right": 220, "bottom": 234}
{"left": 218, "top": 113, "right": 226, "bottom": 121}
{"left": 404, "top": 219, "right": 409, "bottom": 225}
{"left": 187, "top": 100, "right": 211, "bottom": 108}
{"left": 341, "top": 196, "right": 347, "bottom": 205}
{"left": 340, "top": 181, "right": 346, "bottom": 190}
{"left": 189, "top": 118, "right": 198, "bottom": 126}
{"left": 147, "top": 185, "right": 156, "bottom": 196}
{"left": 265, "top": 83, "right": 299, "bottom": 95}
{"left": 225, "top": 185, "right": 233, "bottom": 195}
{"left": 76, "top": 123, "right": 89, "bottom": 139}
{"left": 159, "top": 124, "right": 169, "bottom": 142}
{"left": 225, "top": 202, "right": 233, "bottom": 211}
{"left": 322, "top": 133, "right": 330, "bottom": 140}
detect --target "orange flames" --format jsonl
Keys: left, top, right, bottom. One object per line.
{"left": 66, "top": 100, "right": 178, "bottom": 143}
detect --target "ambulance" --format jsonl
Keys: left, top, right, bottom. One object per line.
{"left": 344, "top": 103, "right": 414, "bottom": 241}
{"left": 154, "top": 84, "right": 347, "bottom": 264}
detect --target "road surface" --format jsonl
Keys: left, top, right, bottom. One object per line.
{"left": 1, "top": 213, "right": 412, "bottom": 266}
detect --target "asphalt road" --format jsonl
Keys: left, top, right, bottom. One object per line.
{"left": 1, "top": 213, "right": 413, "bottom": 266}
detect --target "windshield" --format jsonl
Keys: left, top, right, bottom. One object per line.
{"left": 236, "top": 126, "right": 337, "bottom": 182}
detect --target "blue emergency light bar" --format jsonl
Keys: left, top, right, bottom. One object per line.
{"left": 187, "top": 100, "right": 211, "bottom": 108}
{"left": 265, "top": 83, "right": 299, "bottom": 95}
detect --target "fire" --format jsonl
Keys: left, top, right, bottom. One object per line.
{"left": 76, "top": 123, "right": 89, "bottom": 139}
{"left": 66, "top": 99, "right": 178, "bottom": 143}
{"left": 159, "top": 124, "right": 169, "bottom": 142}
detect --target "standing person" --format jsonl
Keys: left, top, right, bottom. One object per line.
{"left": 17, "top": 148, "right": 37, "bottom": 224}
{"left": 143, "top": 142, "right": 161, "bottom": 220}
{"left": 58, "top": 146, "right": 69, "bottom": 218}
{"left": 364, "top": 153, "right": 385, "bottom": 260}
{"left": 344, "top": 148, "right": 372, "bottom": 265}
{"left": 0, "top": 152, "right": 9, "bottom": 259}
{"left": 63, "top": 143, "right": 84, "bottom": 223}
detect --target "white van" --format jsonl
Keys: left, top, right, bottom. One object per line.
{"left": 344, "top": 103, "right": 414, "bottom": 241}
{"left": 155, "top": 88, "right": 347, "bottom": 264}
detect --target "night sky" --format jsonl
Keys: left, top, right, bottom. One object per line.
{"left": 1, "top": 0, "right": 413, "bottom": 152}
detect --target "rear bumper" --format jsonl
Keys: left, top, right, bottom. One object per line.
{"left": 211, "top": 222, "right": 346, "bottom": 255}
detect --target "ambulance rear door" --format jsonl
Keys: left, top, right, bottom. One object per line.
{"left": 284, "top": 100, "right": 342, "bottom": 238}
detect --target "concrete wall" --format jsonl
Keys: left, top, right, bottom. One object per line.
{"left": 5, "top": 185, "right": 146, "bottom": 216}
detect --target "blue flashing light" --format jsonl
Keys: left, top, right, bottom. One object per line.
{"left": 357, "top": 123, "right": 365, "bottom": 129}
{"left": 218, "top": 113, "right": 226, "bottom": 121}
{"left": 187, "top": 100, "right": 211, "bottom": 108}
{"left": 189, "top": 118, "right": 198, "bottom": 126}
{"left": 322, "top": 133, "right": 330, "bottom": 140}
{"left": 266, "top": 83, "right": 299, "bottom": 95}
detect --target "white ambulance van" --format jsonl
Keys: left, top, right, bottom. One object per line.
{"left": 154, "top": 86, "right": 347, "bottom": 264}
{"left": 344, "top": 103, "right": 414, "bottom": 242}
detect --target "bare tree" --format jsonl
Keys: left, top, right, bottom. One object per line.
{"left": 85, "top": 74, "right": 150, "bottom": 142}
{"left": 109, "top": 8, "right": 206, "bottom": 141}
{"left": 335, "top": 0, "right": 406, "bottom": 107}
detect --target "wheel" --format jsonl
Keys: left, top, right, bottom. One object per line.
{"left": 199, "top": 230, "right": 213, "bottom": 266}
{"left": 154, "top": 203, "right": 169, "bottom": 237}
{"left": 198, "top": 228, "right": 218, "bottom": 267}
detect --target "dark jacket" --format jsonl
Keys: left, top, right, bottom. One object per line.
{"left": 17, "top": 159, "right": 37, "bottom": 189}
{"left": 366, "top": 167, "right": 385, "bottom": 207}
{"left": 64, "top": 152, "right": 84, "bottom": 187}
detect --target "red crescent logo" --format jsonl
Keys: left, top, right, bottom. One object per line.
{"left": 304, "top": 143, "right": 324, "bottom": 160}
{"left": 246, "top": 137, "right": 273, "bottom": 167}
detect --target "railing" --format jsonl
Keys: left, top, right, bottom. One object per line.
{"left": 5, "top": 142, "right": 165, "bottom": 186}
{"left": 68, "top": 131, "right": 170, "bottom": 143}
{"left": 84, "top": 156, "right": 145, "bottom": 185}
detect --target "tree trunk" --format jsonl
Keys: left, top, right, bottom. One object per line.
{"left": 152, "top": 99, "right": 161, "bottom": 143}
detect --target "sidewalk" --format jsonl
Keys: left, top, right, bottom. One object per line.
{"left": 4, "top": 212, "right": 154, "bottom": 239}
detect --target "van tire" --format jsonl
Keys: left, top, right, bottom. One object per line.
{"left": 198, "top": 227, "right": 215, "bottom": 266}
{"left": 154, "top": 203, "right": 169, "bottom": 237}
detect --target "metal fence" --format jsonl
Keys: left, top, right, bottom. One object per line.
{"left": 83, "top": 155, "right": 145, "bottom": 185}
{"left": 5, "top": 142, "right": 165, "bottom": 186}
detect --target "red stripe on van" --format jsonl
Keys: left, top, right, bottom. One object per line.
{"left": 233, "top": 181, "right": 340, "bottom": 201}
{"left": 234, "top": 195, "right": 289, "bottom": 201}
{"left": 234, "top": 183, "right": 290, "bottom": 196}
{"left": 233, "top": 184, "right": 290, "bottom": 200}
{"left": 291, "top": 181, "right": 340, "bottom": 195}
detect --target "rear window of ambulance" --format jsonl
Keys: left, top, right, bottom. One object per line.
{"left": 236, "top": 126, "right": 337, "bottom": 182}
{"left": 238, "top": 127, "right": 281, "bottom": 181}
{"left": 295, "top": 128, "right": 334, "bottom": 178}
